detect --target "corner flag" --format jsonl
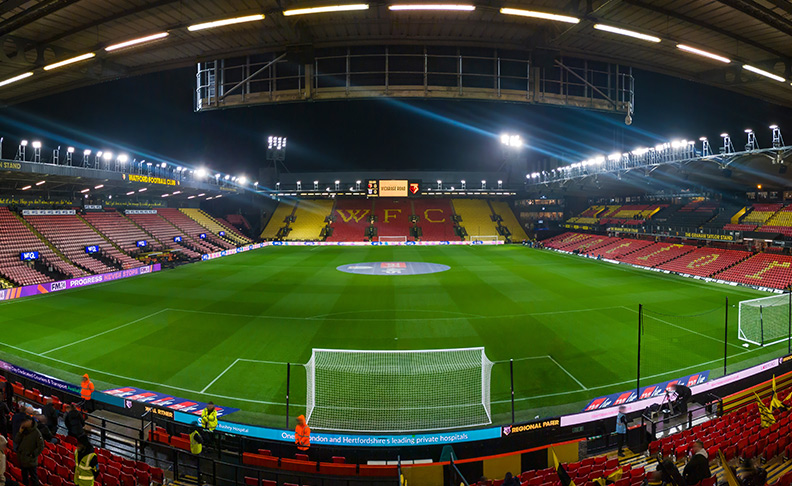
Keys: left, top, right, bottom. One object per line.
{"left": 754, "top": 392, "right": 776, "bottom": 428}
{"left": 551, "top": 449, "right": 576, "bottom": 486}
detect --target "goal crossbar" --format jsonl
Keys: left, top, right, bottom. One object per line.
{"left": 738, "top": 293, "right": 792, "bottom": 346}
{"left": 305, "top": 347, "right": 493, "bottom": 433}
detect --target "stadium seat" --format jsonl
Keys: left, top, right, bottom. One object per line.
{"left": 245, "top": 477, "right": 260, "bottom": 486}
{"left": 332, "top": 456, "right": 346, "bottom": 463}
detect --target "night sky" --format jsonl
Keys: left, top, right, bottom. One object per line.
{"left": 2, "top": 66, "right": 791, "bottom": 180}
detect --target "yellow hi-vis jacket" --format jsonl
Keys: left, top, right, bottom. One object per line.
{"left": 190, "top": 430, "right": 203, "bottom": 455}
{"left": 74, "top": 450, "right": 97, "bottom": 486}
{"left": 201, "top": 407, "right": 218, "bottom": 431}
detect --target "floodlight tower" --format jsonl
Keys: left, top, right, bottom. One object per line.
{"left": 17, "top": 140, "right": 28, "bottom": 161}
{"left": 744, "top": 129, "right": 759, "bottom": 151}
{"left": 66, "top": 147, "right": 74, "bottom": 165}
{"left": 52, "top": 146, "right": 60, "bottom": 165}
{"left": 32, "top": 141, "right": 41, "bottom": 163}
{"left": 83, "top": 149, "right": 91, "bottom": 167}
{"left": 770, "top": 125, "right": 784, "bottom": 148}
{"left": 267, "top": 135, "right": 288, "bottom": 184}
{"left": 499, "top": 132, "right": 525, "bottom": 186}
{"left": 700, "top": 137, "right": 711, "bottom": 156}
{"left": 720, "top": 133, "right": 734, "bottom": 154}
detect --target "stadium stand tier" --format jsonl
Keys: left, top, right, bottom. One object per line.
{"left": 285, "top": 199, "right": 334, "bottom": 240}
{"left": 373, "top": 198, "right": 414, "bottom": 241}
{"left": 180, "top": 208, "right": 252, "bottom": 245}
{"left": 124, "top": 212, "right": 203, "bottom": 259}
{"left": 742, "top": 204, "right": 784, "bottom": 227}
{"left": 25, "top": 213, "right": 137, "bottom": 273}
{"left": 412, "top": 199, "right": 457, "bottom": 241}
{"left": 327, "top": 198, "right": 372, "bottom": 241}
{"left": 715, "top": 253, "right": 792, "bottom": 290}
{"left": 617, "top": 242, "right": 695, "bottom": 267}
{"left": 159, "top": 208, "right": 234, "bottom": 250}
{"left": 0, "top": 208, "right": 87, "bottom": 286}
{"left": 452, "top": 199, "right": 499, "bottom": 240}
{"left": 260, "top": 200, "right": 297, "bottom": 239}
{"left": 491, "top": 200, "right": 529, "bottom": 241}
{"left": 760, "top": 205, "right": 792, "bottom": 236}
{"left": 657, "top": 247, "right": 752, "bottom": 277}
{"left": 83, "top": 209, "right": 164, "bottom": 253}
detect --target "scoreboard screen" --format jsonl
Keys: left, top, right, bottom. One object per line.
{"left": 367, "top": 180, "right": 379, "bottom": 197}
{"left": 368, "top": 180, "right": 413, "bottom": 197}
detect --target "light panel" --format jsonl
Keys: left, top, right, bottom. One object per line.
{"left": 43, "top": 53, "right": 96, "bottom": 71}
{"left": 499, "top": 8, "right": 579, "bottom": 24}
{"left": 0, "top": 72, "right": 33, "bottom": 88}
{"left": 188, "top": 14, "right": 265, "bottom": 31}
{"left": 389, "top": 4, "right": 475, "bottom": 11}
{"left": 743, "top": 64, "right": 785, "bottom": 83}
{"left": 283, "top": 4, "right": 369, "bottom": 16}
{"left": 106, "top": 32, "right": 169, "bottom": 52}
{"left": 676, "top": 44, "right": 730, "bottom": 64}
{"left": 593, "top": 24, "right": 660, "bottom": 43}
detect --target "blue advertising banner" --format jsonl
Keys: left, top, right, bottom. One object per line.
{"left": 582, "top": 371, "right": 710, "bottom": 411}
{"left": 0, "top": 359, "right": 81, "bottom": 396}
{"left": 103, "top": 386, "right": 240, "bottom": 417}
{"left": 171, "top": 410, "right": 501, "bottom": 447}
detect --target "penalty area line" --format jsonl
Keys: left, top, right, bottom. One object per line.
{"left": 546, "top": 355, "right": 587, "bottom": 390}
{"left": 201, "top": 358, "right": 241, "bottom": 393}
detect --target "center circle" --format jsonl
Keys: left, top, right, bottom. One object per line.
{"left": 336, "top": 262, "right": 451, "bottom": 276}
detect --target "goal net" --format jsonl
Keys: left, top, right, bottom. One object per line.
{"left": 738, "top": 293, "right": 792, "bottom": 346}
{"left": 469, "top": 235, "right": 501, "bottom": 242}
{"left": 377, "top": 236, "right": 408, "bottom": 243}
{"left": 305, "top": 347, "right": 494, "bottom": 433}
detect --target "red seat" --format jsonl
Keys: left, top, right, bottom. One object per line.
{"left": 295, "top": 453, "right": 309, "bottom": 461}
{"left": 332, "top": 456, "right": 346, "bottom": 464}
{"left": 244, "top": 478, "right": 259, "bottom": 486}
{"left": 136, "top": 470, "right": 151, "bottom": 486}
{"left": 119, "top": 472, "right": 136, "bottom": 486}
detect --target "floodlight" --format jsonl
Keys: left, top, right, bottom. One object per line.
{"left": 335, "top": 180, "right": 340, "bottom": 184}
{"left": 43, "top": 52, "right": 96, "bottom": 71}
{"left": 67, "top": 146, "right": 75, "bottom": 153}
{"left": 83, "top": 149, "right": 91, "bottom": 155}
{"left": 118, "top": 154, "right": 128, "bottom": 162}
{"left": 593, "top": 24, "right": 661, "bottom": 43}
{"left": 437, "top": 180, "right": 442, "bottom": 184}
{"left": 676, "top": 44, "right": 730, "bottom": 63}
{"left": 36, "top": 181, "right": 45, "bottom": 185}
{"left": 81, "top": 188, "right": 90, "bottom": 193}
{"left": 31, "top": 141, "right": 41, "bottom": 148}
{"left": 314, "top": 180, "right": 318, "bottom": 184}
{"left": 146, "top": 162, "right": 152, "bottom": 166}
{"left": 499, "top": 7, "right": 579, "bottom": 23}
{"left": 160, "top": 162, "right": 167, "bottom": 168}
{"left": 196, "top": 168, "right": 207, "bottom": 178}
{"left": 138, "top": 188, "right": 147, "bottom": 192}
{"left": 743, "top": 65, "right": 785, "bottom": 82}
{"left": 102, "top": 152, "right": 112, "bottom": 160}
{"left": 0, "top": 72, "right": 33, "bottom": 88}
{"left": 720, "top": 133, "right": 728, "bottom": 137}
{"left": 498, "top": 180, "right": 503, "bottom": 184}
{"left": 188, "top": 14, "right": 265, "bottom": 31}
{"left": 284, "top": 4, "right": 369, "bottom": 16}
{"left": 224, "top": 174, "right": 230, "bottom": 180}
{"left": 21, "top": 185, "right": 31, "bottom": 190}
{"left": 126, "top": 191, "right": 135, "bottom": 195}
{"left": 699, "top": 137, "right": 707, "bottom": 141}
{"left": 94, "top": 184, "right": 104, "bottom": 189}
{"left": 745, "top": 128, "right": 753, "bottom": 133}
{"left": 105, "top": 32, "right": 169, "bottom": 52}
{"left": 21, "top": 140, "right": 28, "bottom": 146}
{"left": 389, "top": 4, "right": 475, "bottom": 11}
{"left": 770, "top": 125, "right": 778, "bottom": 129}
{"left": 461, "top": 180, "right": 465, "bottom": 184}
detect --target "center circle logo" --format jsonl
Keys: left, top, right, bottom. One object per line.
{"left": 337, "top": 262, "right": 451, "bottom": 276}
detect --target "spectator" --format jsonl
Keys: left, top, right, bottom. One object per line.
{"left": 189, "top": 428, "right": 203, "bottom": 455}
{"left": 14, "top": 416, "right": 44, "bottom": 486}
{"left": 682, "top": 441, "right": 710, "bottom": 486}
{"left": 11, "top": 407, "right": 34, "bottom": 439}
{"left": 64, "top": 404, "right": 86, "bottom": 438}
{"left": 503, "top": 472, "right": 520, "bottom": 486}
{"left": 655, "top": 458, "right": 684, "bottom": 486}
{"left": 616, "top": 405, "right": 628, "bottom": 456}
{"left": 738, "top": 458, "right": 767, "bottom": 486}
{"left": 41, "top": 399, "right": 59, "bottom": 439}
{"left": 0, "top": 434, "right": 19, "bottom": 486}
{"left": 2, "top": 380, "right": 12, "bottom": 412}
{"left": 0, "top": 400, "right": 9, "bottom": 438}
{"left": 74, "top": 435, "right": 98, "bottom": 486}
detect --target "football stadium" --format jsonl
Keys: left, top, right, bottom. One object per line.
{"left": 1, "top": 1, "right": 792, "bottom": 486}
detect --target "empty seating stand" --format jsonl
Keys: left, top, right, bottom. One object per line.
{"left": 452, "top": 199, "right": 499, "bottom": 239}
{"left": 618, "top": 242, "right": 695, "bottom": 267}
{"left": 285, "top": 200, "right": 333, "bottom": 240}
{"left": 491, "top": 200, "right": 529, "bottom": 241}
{"left": 657, "top": 247, "right": 751, "bottom": 277}
{"left": 715, "top": 253, "right": 792, "bottom": 289}
{"left": 83, "top": 209, "right": 163, "bottom": 253}
{"left": 261, "top": 201, "right": 297, "bottom": 239}
{"left": 327, "top": 198, "right": 372, "bottom": 242}
{"left": 125, "top": 212, "right": 202, "bottom": 259}
{"left": 373, "top": 199, "right": 413, "bottom": 241}
{"left": 158, "top": 208, "right": 232, "bottom": 250}
{"left": 25, "top": 214, "right": 136, "bottom": 273}
{"left": 412, "top": 199, "right": 457, "bottom": 241}
{"left": 180, "top": 208, "right": 252, "bottom": 245}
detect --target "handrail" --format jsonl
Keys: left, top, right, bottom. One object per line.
{"left": 450, "top": 458, "right": 470, "bottom": 486}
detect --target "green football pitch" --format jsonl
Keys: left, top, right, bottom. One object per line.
{"left": 0, "top": 245, "right": 788, "bottom": 428}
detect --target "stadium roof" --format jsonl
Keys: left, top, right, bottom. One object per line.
{"left": 1, "top": 1, "right": 792, "bottom": 108}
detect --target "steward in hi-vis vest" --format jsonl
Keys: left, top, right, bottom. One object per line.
{"left": 295, "top": 415, "right": 311, "bottom": 451}
{"left": 74, "top": 436, "right": 98, "bottom": 486}
{"left": 190, "top": 429, "right": 203, "bottom": 455}
{"left": 200, "top": 402, "right": 218, "bottom": 431}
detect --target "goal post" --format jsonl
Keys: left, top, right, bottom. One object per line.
{"left": 469, "top": 235, "right": 501, "bottom": 242}
{"left": 304, "top": 347, "right": 494, "bottom": 433}
{"left": 377, "top": 236, "right": 408, "bottom": 243}
{"left": 738, "top": 292, "right": 792, "bottom": 346}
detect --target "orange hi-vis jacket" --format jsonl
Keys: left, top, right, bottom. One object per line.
{"left": 295, "top": 415, "right": 310, "bottom": 451}
{"left": 81, "top": 375, "right": 95, "bottom": 401}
